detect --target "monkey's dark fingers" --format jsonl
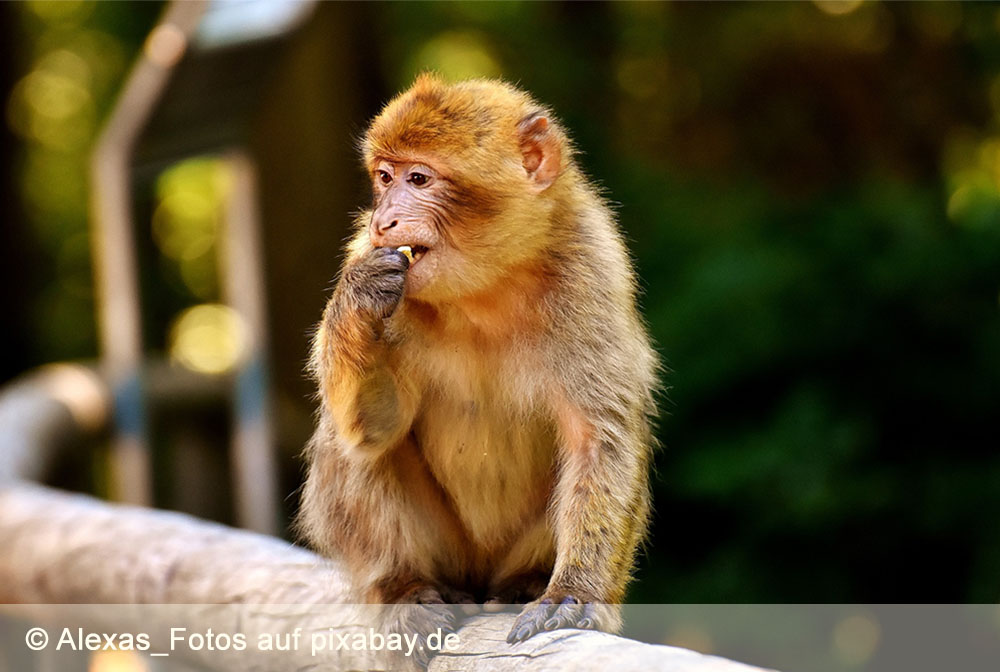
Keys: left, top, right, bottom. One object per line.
{"left": 370, "top": 245, "right": 410, "bottom": 270}
{"left": 506, "top": 599, "right": 555, "bottom": 644}
{"left": 344, "top": 248, "right": 407, "bottom": 286}
{"left": 577, "top": 602, "right": 598, "bottom": 629}
{"left": 365, "top": 270, "right": 407, "bottom": 319}
{"left": 543, "top": 596, "right": 582, "bottom": 631}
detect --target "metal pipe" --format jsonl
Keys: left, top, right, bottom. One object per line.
{"left": 222, "top": 149, "right": 279, "bottom": 535}
{"left": 89, "top": 1, "right": 208, "bottom": 506}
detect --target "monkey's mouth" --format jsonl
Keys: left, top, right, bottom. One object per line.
{"left": 397, "top": 245, "right": 429, "bottom": 266}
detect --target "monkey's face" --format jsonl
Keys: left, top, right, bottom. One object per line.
{"left": 369, "top": 159, "right": 448, "bottom": 297}
{"left": 361, "top": 77, "right": 570, "bottom": 304}
{"left": 369, "top": 157, "right": 528, "bottom": 302}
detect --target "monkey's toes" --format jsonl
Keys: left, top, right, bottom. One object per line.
{"left": 384, "top": 599, "right": 459, "bottom": 669}
{"left": 386, "top": 585, "right": 460, "bottom": 634}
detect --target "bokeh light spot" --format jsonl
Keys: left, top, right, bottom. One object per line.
{"left": 24, "top": 68, "right": 91, "bottom": 121}
{"left": 153, "top": 191, "right": 217, "bottom": 260}
{"left": 408, "top": 31, "right": 502, "bottom": 82}
{"left": 153, "top": 158, "right": 231, "bottom": 298}
{"left": 831, "top": 613, "right": 881, "bottom": 666}
{"left": 943, "top": 134, "right": 1000, "bottom": 230}
{"left": 169, "top": 304, "right": 249, "bottom": 375}
{"left": 27, "top": 0, "right": 93, "bottom": 24}
{"left": 89, "top": 650, "right": 148, "bottom": 672}
{"left": 813, "top": 0, "right": 864, "bottom": 17}
{"left": 664, "top": 624, "right": 714, "bottom": 654}
{"left": 7, "top": 47, "right": 96, "bottom": 152}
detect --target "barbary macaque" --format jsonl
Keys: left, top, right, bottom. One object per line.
{"left": 298, "top": 74, "right": 658, "bottom": 652}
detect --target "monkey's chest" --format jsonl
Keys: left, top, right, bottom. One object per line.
{"left": 412, "top": 393, "right": 556, "bottom": 548}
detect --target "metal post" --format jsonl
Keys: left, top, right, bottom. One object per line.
{"left": 89, "top": 1, "right": 208, "bottom": 505}
{"left": 221, "top": 150, "right": 279, "bottom": 534}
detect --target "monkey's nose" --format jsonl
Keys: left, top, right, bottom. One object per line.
{"left": 379, "top": 219, "right": 398, "bottom": 232}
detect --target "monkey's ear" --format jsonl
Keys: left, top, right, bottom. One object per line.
{"left": 518, "top": 115, "right": 561, "bottom": 191}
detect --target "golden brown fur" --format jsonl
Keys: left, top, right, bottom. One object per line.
{"left": 298, "top": 74, "right": 658, "bottom": 646}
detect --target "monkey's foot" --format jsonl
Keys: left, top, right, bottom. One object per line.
{"left": 506, "top": 595, "right": 615, "bottom": 644}
{"left": 384, "top": 586, "right": 461, "bottom": 668}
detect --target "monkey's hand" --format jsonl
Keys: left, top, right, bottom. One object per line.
{"left": 506, "top": 595, "right": 618, "bottom": 644}
{"left": 337, "top": 246, "right": 410, "bottom": 323}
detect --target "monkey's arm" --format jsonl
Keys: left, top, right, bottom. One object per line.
{"left": 311, "top": 245, "right": 417, "bottom": 456}
{"left": 509, "top": 365, "right": 654, "bottom": 641}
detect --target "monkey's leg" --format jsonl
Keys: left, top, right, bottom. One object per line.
{"left": 507, "top": 406, "right": 650, "bottom": 643}
{"left": 349, "top": 438, "right": 478, "bottom": 665}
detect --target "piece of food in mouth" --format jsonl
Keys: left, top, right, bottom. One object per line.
{"left": 396, "top": 245, "right": 428, "bottom": 263}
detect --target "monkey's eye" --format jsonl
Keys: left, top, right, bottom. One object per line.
{"left": 377, "top": 170, "right": 392, "bottom": 185}
{"left": 407, "top": 172, "right": 429, "bottom": 187}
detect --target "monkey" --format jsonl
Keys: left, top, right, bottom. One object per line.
{"left": 297, "top": 74, "right": 658, "bottom": 655}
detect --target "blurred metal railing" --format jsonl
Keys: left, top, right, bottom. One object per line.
{"left": 89, "top": 0, "right": 317, "bottom": 533}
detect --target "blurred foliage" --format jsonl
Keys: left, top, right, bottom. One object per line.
{"left": 3, "top": 0, "right": 161, "bottom": 362}
{"left": 3, "top": 0, "right": 1000, "bottom": 622}
{"left": 153, "top": 158, "right": 231, "bottom": 303}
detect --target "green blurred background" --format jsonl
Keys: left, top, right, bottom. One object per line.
{"left": 1, "top": 0, "right": 999, "bottom": 612}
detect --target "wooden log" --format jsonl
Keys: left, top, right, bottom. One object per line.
{"left": 0, "top": 482, "right": 772, "bottom": 671}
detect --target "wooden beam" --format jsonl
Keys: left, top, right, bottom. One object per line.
{"left": 0, "top": 482, "right": 772, "bottom": 672}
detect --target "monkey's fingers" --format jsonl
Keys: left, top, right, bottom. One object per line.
{"left": 576, "top": 602, "right": 598, "bottom": 629}
{"left": 508, "top": 597, "right": 604, "bottom": 643}
{"left": 506, "top": 598, "right": 555, "bottom": 643}
{"left": 543, "top": 596, "right": 583, "bottom": 631}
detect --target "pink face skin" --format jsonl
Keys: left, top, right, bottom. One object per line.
{"left": 368, "top": 160, "right": 449, "bottom": 297}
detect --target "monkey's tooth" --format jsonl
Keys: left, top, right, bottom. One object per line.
{"left": 397, "top": 246, "right": 414, "bottom": 263}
